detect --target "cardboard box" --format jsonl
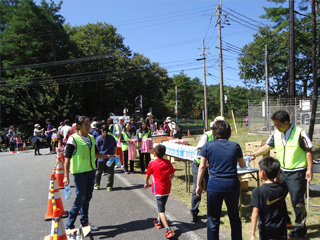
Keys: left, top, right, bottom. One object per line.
{"left": 153, "top": 136, "right": 172, "bottom": 143}
{"left": 270, "top": 149, "right": 277, "bottom": 159}
{"left": 241, "top": 179, "right": 249, "bottom": 192}
{"left": 245, "top": 139, "right": 267, "bottom": 153}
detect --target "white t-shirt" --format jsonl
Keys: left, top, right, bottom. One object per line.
{"left": 61, "top": 126, "right": 72, "bottom": 138}
{"left": 67, "top": 134, "right": 92, "bottom": 154}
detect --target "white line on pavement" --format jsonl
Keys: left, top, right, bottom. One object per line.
{"left": 116, "top": 174, "right": 204, "bottom": 240}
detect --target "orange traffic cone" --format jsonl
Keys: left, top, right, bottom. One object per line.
{"left": 187, "top": 129, "right": 191, "bottom": 137}
{"left": 44, "top": 174, "right": 68, "bottom": 221}
{"left": 203, "top": 128, "right": 205, "bottom": 134}
{"left": 231, "top": 126, "right": 233, "bottom": 131}
{"left": 49, "top": 208, "right": 67, "bottom": 240}
{"left": 23, "top": 142, "right": 27, "bottom": 151}
{"left": 170, "top": 131, "right": 173, "bottom": 138}
{"left": 55, "top": 158, "right": 65, "bottom": 189}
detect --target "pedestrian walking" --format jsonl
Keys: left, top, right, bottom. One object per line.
{"left": 94, "top": 125, "right": 117, "bottom": 191}
{"left": 63, "top": 116, "right": 111, "bottom": 231}
{"left": 144, "top": 144, "right": 175, "bottom": 239}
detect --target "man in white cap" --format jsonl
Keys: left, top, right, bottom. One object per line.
{"left": 145, "top": 112, "right": 153, "bottom": 130}
{"left": 190, "top": 116, "right": 225, "bottom": 222}
{"left": 165, "top": 116, "right": 182, "bottom": 139}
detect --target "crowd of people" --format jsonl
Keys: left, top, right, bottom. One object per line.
{"left": 2, "top": 109, "right": 314, "bottom": 239}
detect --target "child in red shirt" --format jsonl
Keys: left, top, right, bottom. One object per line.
{"left": 144, "top": 144, "right": 175, "bottom": 239}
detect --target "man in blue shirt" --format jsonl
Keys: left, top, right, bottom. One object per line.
{"left": 94, "top": 125, "right": 117, "bottom": 191}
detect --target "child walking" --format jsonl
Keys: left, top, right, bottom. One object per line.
{"left": 250, "top": 156, "right": 288, "bottom": 240}
{"left": 144, "top": 144, "right": 175, "bottom": 239}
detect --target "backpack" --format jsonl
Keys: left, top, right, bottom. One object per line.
{"left": 175, "top": 124, "right": 183, "bottom": 133}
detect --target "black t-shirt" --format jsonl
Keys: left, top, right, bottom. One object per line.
{"left": 251, "top": 182, "right": 288, "bottom": 239}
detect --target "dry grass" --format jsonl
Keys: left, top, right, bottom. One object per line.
{"left": 168, "top": 127, "right": 320, "bottom": 239}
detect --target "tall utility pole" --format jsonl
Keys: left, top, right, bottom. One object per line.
{"left": 175, "top": 86, "right": 178, "bottom": 124}
{"left": 217, "top": 0, "right": 224, "bottom": 116}
{"left": 265, "top": 45, "right": 270, "bottom": 134}
{"left": 202, "top": 39, "right": 208, "bottom": 130}
{"left": 289, "top": 0, "right": 295, "bottom": 104}
{"left": 197, "top": 39, "right": 209, "bottom": 129}
{"left": 308, "top": 0, "right": 318, "bottom": 141}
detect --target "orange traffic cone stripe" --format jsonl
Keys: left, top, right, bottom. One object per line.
{"left": 55, "top": 159, "right": 64, "bottom": 189}
{"left": 50, "top": 208, "right": 67, "bottom": 240}
{"left": 23, "top": 142, "right": 27, "bottom": 151}
{"left": 45, "top": 174, "right": 68, "bottom": 221}
{"left": 187, "top": 129, "right": 190, "bottom": 137}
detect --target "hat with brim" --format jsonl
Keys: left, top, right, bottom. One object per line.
{"left": 34, "top": 124, "right": 41, "bottom": 128}
{"left": 91, "top": 121, "right": 97, "bottom": 128}
{"left": 165, "top": 117, "right": 172, "bottom": 123}
{"left": 147, "top": 112, "right": 154, "bottom": 117}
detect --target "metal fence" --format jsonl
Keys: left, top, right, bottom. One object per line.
{"left": 248, "top": 99, "right": 320, "bottom": 137}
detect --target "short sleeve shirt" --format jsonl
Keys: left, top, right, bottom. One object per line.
{"left": 200, "top": 139, "right": 243, "bottom": 192}
{"left": 95, "top": 135, "right": 117, "bottom": 161}
{"left": 146, "top": 158, "right": 175, "bottom": 196}
{"left": 251, "top": 183, "right": 288, "bottom": 239}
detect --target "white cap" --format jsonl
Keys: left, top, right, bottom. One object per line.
{"left": 147, "top": 112, "right": 153, "bottom": 117}
{"left": 34, "top": 124, "right": 40, "bottom": 128}
{"left": 119, "top": 117, "right": 124, "bottom": 120}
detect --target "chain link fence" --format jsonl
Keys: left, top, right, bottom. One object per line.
{"left": 248, "top": 99, "right": 320, "bottom": 138}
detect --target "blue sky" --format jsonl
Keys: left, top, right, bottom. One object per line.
{"left": 37, "top": 0, "right": 278, "bottom": 88}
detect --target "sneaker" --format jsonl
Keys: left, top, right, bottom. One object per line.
{"left": 153, "top": 220, "right": 163, "bottom": 229}
{"left": 190, "top": 214, "right": 198, "bottom": 222}
{"left": 125, "top": 171, "right": 130, "bottom": 175}
{"left": 115, "top": 165, "right": 120, "bottom": 168}
{"left": 107, "top": 187, "right": 112, "bottom": 191}
{"left": 81, "top": 223, "right": 99, "bottom": 231}
{"left": 94, "top": 185, "right": 100, "bottom": 190}
{"left": 102, "top": 172, "right": 107, "bottom": 176}
{"left": 165, "top": 229, "right": 174, "bottom": 239}
{"left": 38, "top": 153, "right": 42, "bottom": 155}
{"left": 67, "top": 230, "right": 79, "bottom": 239}
{"left": 288, "top": 229, "right": 307, "bottom": 238}
{"left": 130, "top": 171, "right": 134, "bottom": 174}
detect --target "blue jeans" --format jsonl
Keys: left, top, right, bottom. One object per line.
{"left": 207, "top": 190, "right": 242, "bottom": 240}
{"left": 66, "top": 170, "right": 96, "bottom": 229}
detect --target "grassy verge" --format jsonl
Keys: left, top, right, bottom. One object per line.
{"left": 165, "top": 127, "right": 320, "bottom": 239}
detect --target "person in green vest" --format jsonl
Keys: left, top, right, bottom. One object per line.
{"left": 190, "top": 116, "right": 225, "bottom": 222}
{"left": 63, "top": 116, "right": 112, "bottom": 232}
{"left": 137, "top": 121, "right": 152, "bottom": 173}
{"left": 250, "top": 110, "right": 313, "bottom": 238}
{"left": 120, "top": 122, "right": 135, "bottom": 174}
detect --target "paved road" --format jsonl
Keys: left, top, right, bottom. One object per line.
{"left": 0, "top": 149, "right": 231, "bottom": 240}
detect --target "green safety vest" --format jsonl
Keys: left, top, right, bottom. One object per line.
{"left": 70, "top": 134, "right": 96, "bottom": 174}
{"left": 195, "top": 130, "right": 214, "bottom": 164}
{"left": 108, "top": 124, "right": 116, "bottom": 139}
{"left": 121, "top": 132, "right": 134, "bottom": 151}
{"left": 137, "top": 129, "right": 151, "bottom": 148}
{"left": 274, "top": 125, "right": 307, "bottom": 170}
{"left": 114, "top": 124, "right": 122, "bottom": 141}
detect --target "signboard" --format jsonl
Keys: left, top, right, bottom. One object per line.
{"left": 110, "top": 116, "right": 130, "bottom": 125}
